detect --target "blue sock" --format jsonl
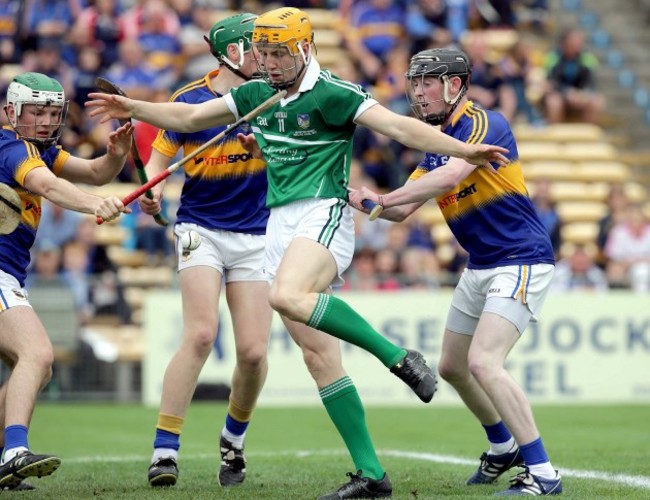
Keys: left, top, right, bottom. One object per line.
{"left": 483, "top": 421, "right": 513, "bottom": 444}
{"left": 153, "top": 429, "right": 180, "bottom": 451}
{"left": 225, "top": 414, "right": 249, "bottom": 436}
{"left": 5, "top": 425, "right": 28, "bottom": 451}
{"left": 520, "top": 437, "right": 549, "bottom": 465}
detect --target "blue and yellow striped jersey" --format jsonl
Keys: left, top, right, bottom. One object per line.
{"left": 409, "top": 102, "right": 554, "bottom": 269}
{"left": 152, "top": 70, "right": 269, "bottom": 234}
{"left": 0, "top": 126, "right": 69, "bottom": 285}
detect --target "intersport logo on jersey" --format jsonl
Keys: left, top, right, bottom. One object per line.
{"left": 438, "top": 183, "right": 477, "bottom": 208}
{"left": 200, "top": 153, "right": 254, "bottom": 165}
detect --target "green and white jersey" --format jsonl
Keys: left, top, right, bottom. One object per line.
{"left": 223, "top": 60, "right": 377, "bottom": 208}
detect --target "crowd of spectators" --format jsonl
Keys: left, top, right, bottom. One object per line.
{"left": 1, "top": 0, "right": 646, "bottom": 321}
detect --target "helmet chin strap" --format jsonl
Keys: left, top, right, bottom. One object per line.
{"left": 221, "top": 63, "right": 253, "bottom": 81}
{"left": 267, "top": 43, "right": 310, "bottom": 90}
{"left": 220, "top": 40, "right": 254, "bottom": 81}
{"left": 427, "top": 75, "right": 466, "bottom": 126}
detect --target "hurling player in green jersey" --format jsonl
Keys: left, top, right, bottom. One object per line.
{"left": 87, "top": 7, "right": 509, "bottom": 499}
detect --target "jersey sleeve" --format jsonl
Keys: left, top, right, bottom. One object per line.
{"left": 151, "top": 92, "right": 190, "bottom": 158}
{"left": 51, "top": 146, "right": 71, "bottom": 175}
{"left": 10, "top": 140, "right": 47, "bottom": 186}
{"left": 228, "top": 80, "right": 275, "bottom": 118}
{"left": 408, "top": 152, "right": 441, "bottom": 181}
{"left": 453, "top": 107, "right": 517, "bottom": 165}
{"left": 319, "top": 75, "right": 377, "bottom": 127}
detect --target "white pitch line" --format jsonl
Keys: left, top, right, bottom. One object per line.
{"left": 381, "top": 450, "right": 650, "bottom": 491}
{"left": 65, "top": 449, "right": 650, "bottom": 491}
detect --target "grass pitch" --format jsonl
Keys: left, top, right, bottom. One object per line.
{"left": 23, "top": 403, "right": 650, "bottom": 498}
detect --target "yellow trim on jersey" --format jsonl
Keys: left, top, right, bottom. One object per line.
{"left": 152, "top": 131, "right": 178, "bottom": 158}
{"left": 14, "top": 141, "right": 45, "bottom": 186}
{"left": 168, "top": 69, "right": 219, "bottom": 102}
{"left": 19, "top": 189, "right": 41, "bottom": 229}
{"left": 408, "top": 167, "right": 427, "bottom": 182}
{"left": 437, "top": 160, "right": 527, "bottom": 221}
{"left": 153, "top": 70, "right": 222, "bottom": 158}
{"left": 182, "top": 141, "right": 266, "bottom": 180}
{"left": 465, "top": 106, "right": 488, "bottom": 145}
{"left": 450, "top": 101, "right": 474, "bottom": 127}
{"left": 52, "top": 147, "right": 71, "bottom": 175}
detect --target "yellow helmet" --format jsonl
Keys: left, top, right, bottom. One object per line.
{"left": 252, "top": 7, "right": 313, "bottom": 55}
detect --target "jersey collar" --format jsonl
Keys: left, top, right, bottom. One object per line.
{"left": 296, "top": 58, "right": 321, "bottom": 94}
{"left": 449, "top": 100, "right": 474, "bottom": 128}
{"left": 205, "top": 69, "right": 221, "bottom": 96}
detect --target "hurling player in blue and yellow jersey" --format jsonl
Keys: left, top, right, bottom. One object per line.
{"left": 139, "top": 14, "right": 273, "bottom": 489}
{"left": 351, "top": 48, "right": 562, "bottom": 496}
{"left": 86, "top": 8, "right": 510, "bottom": 498}
{"left": 0, "top": 72, "right": 130, "bottom": 490}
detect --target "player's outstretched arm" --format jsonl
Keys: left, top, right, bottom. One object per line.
{"left": 60, "top": 122, "right": 132, "bottom": 185}
{"left": 380, "top": 157, "right": 477, "bottom": 209}
{"left": 23, "top": 168, "right": 129, "bottom": 222}
{"left": 85, "top": 92, "right": 235, "bottom": 132}
{"left": 348, "top": 186, "right": 423, "bottom": 222}
{"left": 356, "top": 104, "right": 509, "bottom": 167}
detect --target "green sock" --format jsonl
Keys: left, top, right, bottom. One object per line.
{"left": 320, "top": 377, "right": 384, "bottom": 480}
{"left": 308, "top": 294, "right": 405, "bottom": 367}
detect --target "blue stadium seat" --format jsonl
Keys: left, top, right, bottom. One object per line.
{"left": 605, "top": 49, "right": 624, "bottom": 68}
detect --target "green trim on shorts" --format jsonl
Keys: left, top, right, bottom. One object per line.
{"left": 317, "top": 199, "right": 345, "bottom": 248}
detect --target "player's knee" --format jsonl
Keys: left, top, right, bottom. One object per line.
{"left": 236, "top": 344, "right": 267, "bottom": 370}
{"left": 186, "top": 326, "right": 217, "bottom": 357}
{"left": 467, "top": 355, "right": 491, "bottom": 383}
{"left": 438, "top": 357, "right": 466, "bottom": 383}
{"left": 268, "top": 285, "right": 300, "bottom": 319}
{"left": 40, "top": 365, "right": 53, "bottom": 389}
{"left": 32, "top": 348, "right": 54, "bottom": 388}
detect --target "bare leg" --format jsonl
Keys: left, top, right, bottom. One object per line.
{"left": 158, "top": 266, "right": 222, "bottom": 418}
{"left": 438, "top": 329, "right": 501, "bottom": 425}
{"left": 225, "top": 280, "right": 271, "bottom": 416}
{"left": 0, "top": 307, "right": 53, "bottom": 429}
{"left": 468, "top": 312, "right": 539, "bottom": 445}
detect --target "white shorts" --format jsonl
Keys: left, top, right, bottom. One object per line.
{"left": 0, "top": 270, "right": 32, "bottom": 312}
{"left": 447, "top": 264, "right": 555, "bottom": 335}
{"left": 264, "top": 198, "right": 355, "bottom": 286}
{"left": 174, "top": 223, "right": 266, "bottom": 283}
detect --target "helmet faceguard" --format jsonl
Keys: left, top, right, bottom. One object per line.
{"left": 5, "top": 72, "right": 68, "bottom": 146}
{"left": 252, "top": 7, "right": 313, "bottom": 89}
{"left": 204, "top": 13, "right": 257, "bottom": 80}
{"left": 405, "top": 48, "right": 471, "bottom": 126}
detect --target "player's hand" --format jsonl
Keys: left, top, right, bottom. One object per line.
{"left": 138, "top": 189, "right": 163, "bottom": 216}
{"left": 348, "top": 186, "right": 380, "bottom": 213}
{"left": 463, "top": 143, "right": 509, "bottom": 168}
{"left": 237, "top": 133, "right": 263, "bottom": 159}
{"left": 106, "top": 121, "right": 133, "bottom": 157}
{"left": 86, "top": 92, "right": 134, "bottom": 124}
{"left": 95, "top": 196, "right": 131, "bottom": 222}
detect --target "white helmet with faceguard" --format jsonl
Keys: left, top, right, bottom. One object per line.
{"left": 405, "top": 48, "right": 472, "bottom": 126}
{"left": 5, "top": 72, "right": 69, "bottom": 146}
